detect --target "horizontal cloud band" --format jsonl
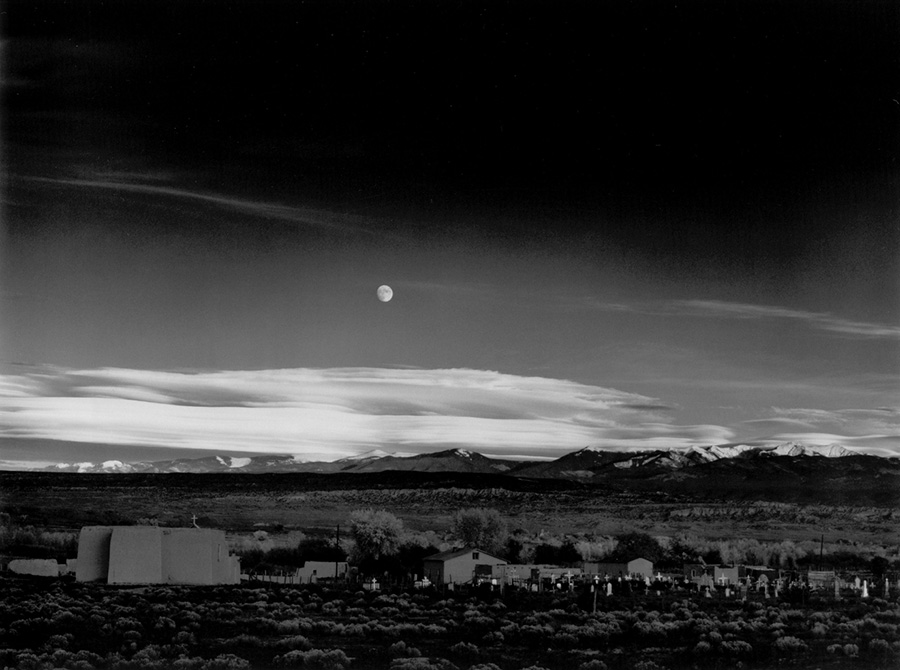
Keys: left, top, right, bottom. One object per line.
{"left": 0, "top": 366, "right": 733, "bottom": 461}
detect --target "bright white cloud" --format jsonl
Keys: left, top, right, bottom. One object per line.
{"left": 738, "top": 406, "right": 900, "bottom": 456}
{"left": 3, "top": 366, "right": 896, "bottom": 462}
{"left": 0, "top": 366, "right": 733, "bottom": 461}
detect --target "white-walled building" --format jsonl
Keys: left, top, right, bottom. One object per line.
{"left": 583, "top": 557, "right": 654, "bottom": 579}
{"left": 76, "top": 526, "right": 240, "bottom": 585}
{"left": 423, "top": 547, "right": 507, "bottom": 585}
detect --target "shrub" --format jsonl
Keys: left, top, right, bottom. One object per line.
{"left": 390, "top": 659, "right": 457, "bottom": 670}
{"left": 449, "top": 642, "right": 479, "bottom": 658}
{"left": 632, "top": 662, "right": 665, "bottom": 670}
{"left": 202, "top": 655, "right": 252, "bottom": 670}
{"left": 868, "top": 638, "right": 891, "bottom": 656}
{"left": 773, "top": 636, "right": 807, "bottom": 655}
{"left": 274, "top": 649, "right": 352, "bottom": 670}
{"left": 481, "top": 631, "right": 504, "bottom": 646}
{"left": 390, "top": 641, "right": 422, "bottom": 659}
{"left": 843, "top": 643, "right": 859, "bottom": 657}
{"left": 44, "top": 633, "right": 74, "bottom": 650}
{"left": 577, "top": 661, "right": 608, "bottom": 670}
{"left": 220, "top": 634, "right": 264, "bottom": 648}
{"left": 692, "top": 641, "right": 712, "bottom": 655}
{"left": 720, "top": 640, "right": 753, "bottom": 656}
{"left": 273, "top": 635, "right": 312, "bottom": 651}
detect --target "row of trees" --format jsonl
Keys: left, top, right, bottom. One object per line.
{"left": 234, "top": 507, "right": 898, "bottom": 580}
{"left": 2, "top": 508, "right": 892, "bottom": 578}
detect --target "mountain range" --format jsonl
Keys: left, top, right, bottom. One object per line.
{"left": 43, "top": 441, "right": 868, "bottom": 478}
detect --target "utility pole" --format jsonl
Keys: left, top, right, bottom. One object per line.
{"left": 819, "top": 534, "right": 824, "bottom": 571}
{"left": 335, "top": 525, "right": 340, "bottom": 581}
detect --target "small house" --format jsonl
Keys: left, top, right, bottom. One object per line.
{"left": 423, "top": 547, "right": 507, "bottom": 585}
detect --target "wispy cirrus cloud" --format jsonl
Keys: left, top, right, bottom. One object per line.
{"left": 674, "top": 299, "right": 900, "bottom": 339}
{"left": 769, "top": 406, "right": 900, "bottom": 431}
{"left": 563, "top": 297, "right": 900, "bottom": 340}
{"left": 0, "top": 366, "right": 731, "bottom": 462}
{"left": 740, "top": 406, "right": 900, "bottom": 456}
{"left": 18, "top": 175, "right": 380, "bottom": 236}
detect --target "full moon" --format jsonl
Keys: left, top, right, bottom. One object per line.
{"left": 377, "top": 285, "right": 393, "bottom": 302}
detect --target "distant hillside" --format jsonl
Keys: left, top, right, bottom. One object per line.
{"left": 510, "top": 442, "right": 861, "bottom": 479}
{"left": 44, "top": 448, "right": 525, "bottom": 475}
{"left": 42, "top": 441, "right": 878, "bottom": 478}
{"left": 5, "top": 455, "right": 900, "bottom": 536}
{"left": 342, "top": 448, "right": 524, "bottom": 474}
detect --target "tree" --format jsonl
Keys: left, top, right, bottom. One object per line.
{"left": 451, "top": 508, "right": 507, "bottom": 553}
{"left": 298, "top": 537, "right": 347, "bottom": 562}
{"left": 532, "top": 541, "right": 581, "bottom": 566}
{"left": 533, "top": 543, "right": 560, "bottom": 565}
{"left": 871, "top": 556, "right": 889, "bottom": 580}
{"left": 503, "top": 537, "right": 524, "bottom": 564}
{"left": 349, "top": 509, "right": 404, "bottom": 561}
{"left": 702, "top": 547, "right": 723, "bottom": 565}
{"left": 396, "top": 542, "right": 439, "bottom": 577}
{"left": 557, "top": 541, "right": 582, "bottom": 566}
{"left": 659, "top": 536, "right": 701, "bottom": 568}
{"left": 609, "top": 532, "right": 664, "bottom": 563}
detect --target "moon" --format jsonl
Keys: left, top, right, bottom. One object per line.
{"left": 377, "top": 285, "right": 393, "bottom": 302}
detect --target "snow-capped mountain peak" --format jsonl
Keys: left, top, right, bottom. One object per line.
{"left": 339, "top": 449, "right": 415, "bottom": 462}
{"left": 766, "top": 442, "right": 854, "bottom": 458}
{"left": 38, "top": 440, "right": 863, "bottom": 475}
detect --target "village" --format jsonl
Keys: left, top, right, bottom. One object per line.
{"left": 4, "top": 521, "right": 893, "bottom": 607}
{"left": 2, "top": 515, "right": 899, "bottom": 670}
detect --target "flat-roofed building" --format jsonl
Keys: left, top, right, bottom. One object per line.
{"left": 76, "top": 526, "right": 240, "bottom": 585}
{"left": 584, "top": 557, "right": 653, "bottom": 579}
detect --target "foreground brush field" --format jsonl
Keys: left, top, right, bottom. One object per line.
{"left": 3, "top": 576, "right": 900, "bottom": 670}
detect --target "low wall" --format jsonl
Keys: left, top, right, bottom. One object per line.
{"left": 9, "top": 558, "right": 60, "bottom": 577}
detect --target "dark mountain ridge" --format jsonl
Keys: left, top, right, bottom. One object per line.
{"left": 40, "top": 442, "right": 887, "bottom": 478}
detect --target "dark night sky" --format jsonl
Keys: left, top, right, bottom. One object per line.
{"left": 1, "top": 1, "right": 898, "bottom": 466}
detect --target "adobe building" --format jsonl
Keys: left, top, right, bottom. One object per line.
{"left": 76, "top": 526, "right": 240, "bottom": 585}
{"left": 714, "top": 565, "right": 743, "bottom": 585}
{"left": 423, "top": 547, "right": 507, "bottom": 585}
{"left": 583, "top": 557, "right": 654, "bottom": 579}
{"left": 75, "top": 526, "right": 113, "bottom": 582}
